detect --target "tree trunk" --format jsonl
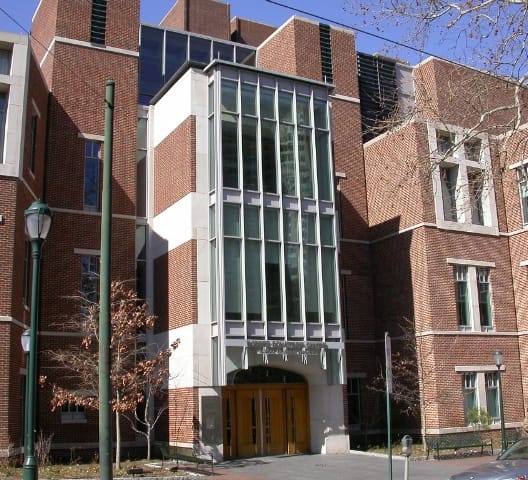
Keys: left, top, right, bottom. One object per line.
{"left": 146, "top": 426, "right": 151, "bottom": 460}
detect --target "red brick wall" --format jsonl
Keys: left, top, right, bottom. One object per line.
{"left": 230, "top": 18, "right": 276, "bottom": 46}
{"left": 31, "top": 0, "right": 59, "bottom": 64}
{"left": 44, "top": 44, "right": 138, "bottom": 215}
{"left": 365, "top": 122, "right": 433, "bottom": 235}
{"left": 29, "top": 0, "right": 140, "bottom": 448}
{"left": 414, "top": 59, "right": 522, "bottom": 133}
{"left": 167, "top": 387, "right": 199, "bottom": 443}
{"left": 32, "top": 0, "right": 138, "bottom": 57}
{"left": 161, "top": 0, "right": 231, "bottom": 40}
{"left": 330, "top": 27, "right": 358, "bottom": 98}
{"left": 154, "top": 116, "right": 197, "bottom": 216}
{"left": 258, "top": 19, "right": 322, "bottom": 81}
{"left": 154, "top": 241, "right": 198, "bottom": 332}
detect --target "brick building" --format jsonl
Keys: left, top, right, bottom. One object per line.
{"left": 1, "top": 0, "right": 527, "bottom": 461}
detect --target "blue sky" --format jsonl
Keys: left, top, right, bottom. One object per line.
{"left": 0, "top": 0, "right": 434, "bottom": 65}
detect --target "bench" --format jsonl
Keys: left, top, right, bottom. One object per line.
{"left": 157, "top": 442, "right": 214, "bottom": 473}
{"left": 425, "top": 432, "right": 493, "bottom": 459}
{"left": 504, "top": 429, "right": 523, "bottom": 449}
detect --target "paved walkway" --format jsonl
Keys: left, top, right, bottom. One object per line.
{"left": 210, "top": 451, "right": 495, "bottom": 480}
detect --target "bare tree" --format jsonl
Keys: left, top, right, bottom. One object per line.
{"left": 347, "top": 0, "right": 528, "bottom": 160}
{"left": 369, "top": 318, "right": 456, "bottom": 451}
{"left": 45, "top": 281, "right": 178, "bottom": 467}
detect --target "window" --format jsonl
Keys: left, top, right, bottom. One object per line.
{"left": 436, "top": 130, "right": 455, "bottom": 155}
{"left": 464, "top": 138, "right": 482, "bottom": 162}
{"left": 477, "top": 268, "right": 492, "bottom": 330}
{"left": 455, "top": 265, "right": 471, "bottom": 329}
{"left": 452, "top": 261, "right": 494, "bottom": 331}
{"left": 90, "top": 0, "right": 107, "bottom": 44}
{"left": 84, "top": 141, "right": 101, "bottom": 211}
{"left": 0, "top": 49, "right": 10, "bottom": 75}
{"left": 211, "top": 71, "right": 339, "bottom": 333}
{"left": 460, "top": 371, "right": 501, "bottom": 426}
{"left": 431, "top": 126, "right": 496, "bottom": 231}
{"left": 440, "top": 165, "right": 459, "bottom": 221}
{"left": 516, "top": 164, "right": 528, "bottom": 225}
{"left": 61, "top": 402, "right": 86, "bottom": 423}
{"left": 463, "top": 373, "right": 478, "bottom": 423}
{"left": 468, "top": 169, "right": 484, "bottom": 225}
{"left": 485, "top": 372, "right": 499, "bottom": 420}
{"left": 224, "top": 204, "right": 241, "bottom": 320}
{"left": 0, "top": 92, "right": 6, "bottom": 163}
{"left": 81, "top": 255, "right": 99, "bottom": 304}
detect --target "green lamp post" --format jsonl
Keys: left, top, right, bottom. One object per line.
{"left": 22, "top": 199, "right": 52, "bottom": 480}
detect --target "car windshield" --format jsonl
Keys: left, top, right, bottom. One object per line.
{"left": 499, "top": 439, "right": 528, "bottom": 460}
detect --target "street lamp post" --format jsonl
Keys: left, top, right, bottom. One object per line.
{"left": 493, "top": 350, "right": 507, "bottom": 453}
{"left": 22, "top": 200, "right": 52, "bottom": 480}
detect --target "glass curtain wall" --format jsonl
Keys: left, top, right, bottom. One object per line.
{"left": 210, "top": 67, "right": 337, "bottom": 330}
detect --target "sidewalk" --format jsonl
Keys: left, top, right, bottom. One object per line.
{"left": 210, "top": 450, "right": 495, "bottom": 480}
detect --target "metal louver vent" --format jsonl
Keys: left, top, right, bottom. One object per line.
{"left": 357, "top": 52, "right": 398, "bottom": 141}
{"left": 91, "top": 0, "right": 107, "bottom": 44}
{"left": 319, "top": 24, "right": 333, "bottom": 83}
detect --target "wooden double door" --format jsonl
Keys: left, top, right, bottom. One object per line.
{"left": 222, "top": 384, "right": 309, "bottom": 458}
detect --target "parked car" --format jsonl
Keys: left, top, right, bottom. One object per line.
{"left": 449, "top": 438, "right": 528, "bottom": 479}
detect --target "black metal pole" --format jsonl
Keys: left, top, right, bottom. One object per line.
{"left": 99, "top": 79, "right": 114, "bottom": 480}
{"left": 22, "top": 238, "right": 43, "bottom": 480}
{"left": 497, "top": 366, "right": 506, "bottom": 452}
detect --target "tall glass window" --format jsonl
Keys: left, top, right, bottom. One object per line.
{"left": 298, "top": 127, "right": 314, "bottom": 198}
{"left": 165, "top": 31, "right": 187, "bottom": 78}
{"left": 463, "top": 373, "right": 478, "bottom": 424}
{"left": 242, "top": 117, "right": 258, "bottom": 190}
{"left": 455, "top": 265, "right": 471, "bottom": 329}
{"left": 285, "top": 245, "right": 300, "bottom": 323}
{"left": 477, "top": 267, "right": 492, "bottom": 329}
{"left": 222, "top": 114, "right": 238, "bottom": 188}
{"left": 213, "top": 70, "right": 338, "bottom": 330}
{"left": 84, "top": 141, "right": 101, "bottom": 211}
{"left": 265, "top": 242, "right": 282, "bottom": 322}
{"left": 485, "top": 372, "right": 499, "bottom": 420}
{"left": 224, "top": 238, "right": 241, "bottom": 320}
{"left": 245, "top": 240, "right": 262, "bottom": 320}
{"left": 280, "top": 124, "right": 296, "bottom": 195}
{"left": 244, "top": 206, "right": 262, "bottom": 320}
{"left": 0, "top": 50, "right": 10, "bottom": 75}
{"left": 261, "top": 120, "right": 277, "bottom": 193}
{"left": 260, "top": 87, "right": 275, "bottom": 120}
{"left": 316, "top": 131, "right": 332, "bottom": 201}
{"left": 303, "top": 213, "right": 319, "bottom": 322}
{"left": 441, "top": 165, "right": 459, "bottom": 222}
{"left": 241, "top": 83, "right": 257, "bottom": 115}
{"left": 81, "top": 255, "right": 99, "bottom": 304}
{"left": 304, "top": 246, "right": 319, "bottom": 323}
{"left": 322, "top": 248, "right": 337, "bottom": 323}
{"left": 468, "top": 169, "right": 484, "bottom": 225}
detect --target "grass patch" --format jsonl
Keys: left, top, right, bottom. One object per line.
{"left": 0, "top": 459, "right": 200, "bottom": 479}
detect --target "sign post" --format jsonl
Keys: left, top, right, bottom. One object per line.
{"left": 385, "top": 332, "right": 393, "bottom": 480}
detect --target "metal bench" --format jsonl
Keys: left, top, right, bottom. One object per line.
{"left": 157, "top": 442, "right": 213, "bottom": 472}
{"left": 425, "top": 432, "right": 493, "bottom": 459}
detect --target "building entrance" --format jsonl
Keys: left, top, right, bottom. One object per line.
{"left": 222, "top": 367, "right": 310, "bottom": 458}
